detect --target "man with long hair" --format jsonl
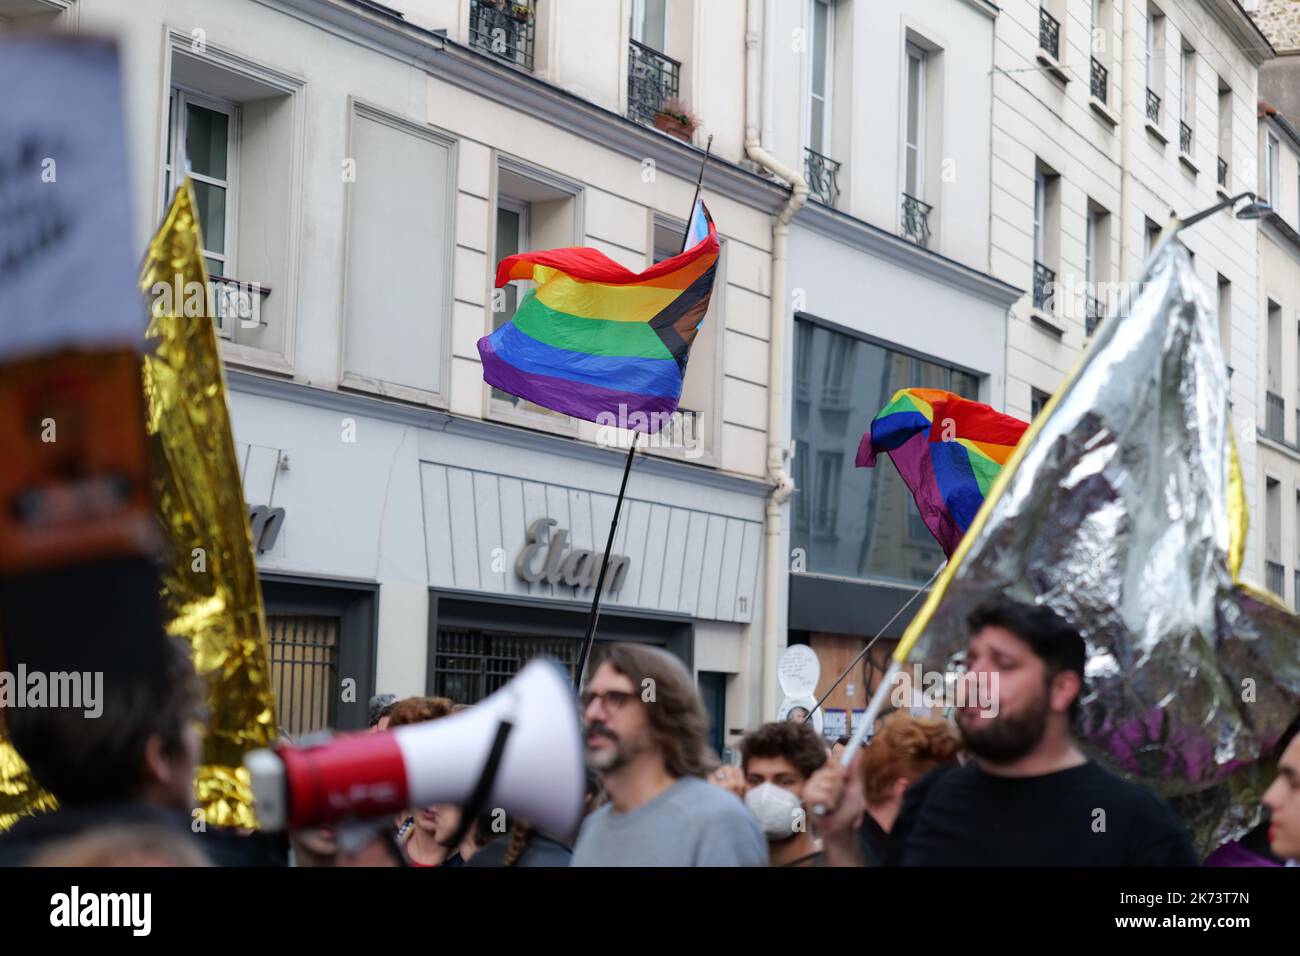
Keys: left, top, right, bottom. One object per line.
{"left": 571, "top": 643, "right": 766, "bottom": 866}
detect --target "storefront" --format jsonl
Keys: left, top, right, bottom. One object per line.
{"left": 228, "top": 374, "right": 769, "bottom": 756}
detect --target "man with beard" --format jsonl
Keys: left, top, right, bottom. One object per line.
{"left": 807, "top": 597, "right": 1197, "bottom": 866}
{"left": 570, "top": 643, "right": 766, "bottom": 866}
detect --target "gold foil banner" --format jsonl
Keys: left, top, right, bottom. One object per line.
{"left": 0, "top": 741, "right": 57, "bottom": 832}
{"left": 141, "top": 180, "right": 277, "bottom": 828}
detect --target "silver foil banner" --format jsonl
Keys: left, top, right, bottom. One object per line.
{"left": 904, "top": 237, "right": 1300, "bottom": 856}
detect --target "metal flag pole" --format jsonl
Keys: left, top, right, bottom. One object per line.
{"left": 802, "top": 560, "right": 945, "bottom": 724}
{"left": 573, "top": 135, "right": 714, "bottom": 690}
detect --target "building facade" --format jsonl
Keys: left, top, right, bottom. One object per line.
{"left": 9, "top": 0, "right": 802, "bottom": 752}
{"left": 990, "top": 0, "right": 1271, "bottom": 584}
{"left": 761, "top": 0, "right": 1021, "bottom": 738}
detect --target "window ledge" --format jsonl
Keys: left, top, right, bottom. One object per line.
{"left": 1089, "top": 96, "right": 1118, "bottom": 127}
{"left": 1216, "top": 183, "right": 1232, "bottom": 201}
{"left": 488, "top": 398, "right": 581, "bottom": 439}
{"left": 1179, "top": 151, "right": 1198, "bottom": 175}
{"left": 1145, "top": 119, "right": 1168, "bottom": 145}
{"left": 220, "top": 342, "right": 295, "bottom": 377}
{"left": 1035, "top": 50, "right": 1070, "bottom": 85}
{"left": 1029, "top": 308, "right": 1066, "bottom": 337}
{"left": 339, "top": 372, "right": 448, "bottom": 410}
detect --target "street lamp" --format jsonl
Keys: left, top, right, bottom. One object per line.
{"left": 1176, "top": 191, "right": 1270, "bottom": 231}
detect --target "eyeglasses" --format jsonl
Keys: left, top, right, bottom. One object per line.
{"left": 579, "top": 689, "right": 638, "bottom": 711}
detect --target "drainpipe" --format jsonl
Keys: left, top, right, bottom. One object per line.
{"left": 745, "top": 0, "right": 809, "bottom": 722}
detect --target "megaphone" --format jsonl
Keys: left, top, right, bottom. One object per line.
{"left": 245, "top": 658, "right": 585, "bottom": 842}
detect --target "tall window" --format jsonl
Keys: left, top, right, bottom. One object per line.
{"left": 1031, "top": 388, "right": 1051, "bottom": 420}
{"left": 1146, "top": 7, "right": 1165, "bottom": 111}
{"left": 1218, "top": 82, "right": 1232, "bottom": 184}
{"left": 1266, "top": 133, "right": 1279, "bottom": 201}
{"left": 1034, "top": 170, "right": 1046, "bottom": 265}
{"left": 1179, "top": 43, "right": 1195, "bottom": 151}
{"left": 493, "top": 198, "right": 529, "bottom": 332}
{"left": 808, "top": 0, "right": 834, "bottom": 155}
{"left": 904, "top": 42, "right": 925, "bottom": 200}
{"left": 629, "top": 0, "right": 667, "bottom": 51}
{"left": 791, "top": 318, "right": 980, "bottom": 585}
{"left": 165, "top": 90, "right": 238, "bottom": 283}
{"left": 1216, "top": 274, "right": 1231, "bottom": 368}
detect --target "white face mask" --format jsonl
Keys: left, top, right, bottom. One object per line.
{"left": 744, "top": 782, "right": 805, "bottom": 840}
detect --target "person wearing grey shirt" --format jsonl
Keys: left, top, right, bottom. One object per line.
{"left": 570, "top": 643, "right": 767, "bottom": 867}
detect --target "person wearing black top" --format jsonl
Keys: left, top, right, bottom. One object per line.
{"left": 810, "top": 597, "right": 1198, "bottom": 867}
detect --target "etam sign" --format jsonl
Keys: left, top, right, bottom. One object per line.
{"left": 515, "top": 518, "right": 630, "bottom": 593}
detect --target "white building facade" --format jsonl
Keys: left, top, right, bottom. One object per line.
{"left": 990, "top": 0, "right": 1272, "bottom": 583}
{"left": 761, "top": 0, "right": 1021, "bottom": 736}
{"left": 9, "top": 0, "right": 799, "bottom": 751}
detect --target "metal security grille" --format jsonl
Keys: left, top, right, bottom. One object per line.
{"left": 434, "top": 626, "right": 579, "bottom": 704}
{"left": 267, "top": 613, "right": 339, "bottom": 736}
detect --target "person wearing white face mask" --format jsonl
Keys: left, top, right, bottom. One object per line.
{"left": 734, "top": 721, "right": 829, "bottom": 867}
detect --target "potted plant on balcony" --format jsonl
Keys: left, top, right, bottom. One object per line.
{"left": 653, "top": 97, "right": 700, "bottom": 143}
{"left": 509, "top": 2, "right": 533, "bottom": 22}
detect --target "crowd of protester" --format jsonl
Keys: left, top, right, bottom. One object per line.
{"left": 1, "top": 595, "right": 1297, "bottom": 867}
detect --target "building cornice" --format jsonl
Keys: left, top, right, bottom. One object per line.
{"left": 795, "top": 201, "right": 1024, "bottom": 308}
{"left": 1207, "top": 0, "right": 1276, "bottom": 65}
{"left": 226, "top": 370, "right": 774, "bottom": 498}
{"left": 1261, "top": 210, "right": 1300, "bottom": 260}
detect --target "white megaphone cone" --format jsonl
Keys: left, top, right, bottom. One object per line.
{"left": 245, "top": 658, "right": 585, "bottom": 842}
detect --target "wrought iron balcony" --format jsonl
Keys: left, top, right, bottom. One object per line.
{"left": 469, "top": 0, "right": 535, "bottom": 71}
{"left": 804, "top": 147, "right": 841, "bottom": 206}
{"left": 1217, "top": 156, "right": 1228, "bottom": 187}
{"left": 1039, "top": 7, "right": 1060, "bottom": 60}
{"left": 1266, "top": 390, "right": 1285, "bottom": 440}
{"left": 1179, "top": 121, "right": 1192, "bottom": 155}
{"left": 1090, "top": 57, "right": 1108, "bottom": 104}
{"left": 901, "top": 193, "right": 932, "bottom": 248}
{"left": 1266, "top": 560, "right": 1285, "bottom": 599}
{"left": 1033, "top": 261, "right": 1055, "bottom": 312}
{"left": 627, "top": 39, "right": 681, "bottom": 127}
{"left": 1146, "top": 88, "right": 1160, "bottom": 123}
{"left": 1085, "top": 294, "right": 1104, "bottom": 336}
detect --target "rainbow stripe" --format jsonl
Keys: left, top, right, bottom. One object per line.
{"left": 478, "top": 201, "right": 718, "bottom": 432}
{"left": 856, "top": 387, "right": 1029, "bottom": 556}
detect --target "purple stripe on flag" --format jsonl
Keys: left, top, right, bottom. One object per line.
{"left": 480, "top": 338, "right": 680, "bottom": 432}
{"left": 886, "top": 434, "right": 964, "bottom": 556}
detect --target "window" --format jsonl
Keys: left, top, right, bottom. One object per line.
{"left": 1146, "top": 7, "right": 1164, "bottom": 118}
{"left": 1265, "top": 477, "right": 1281, "bottom": 569}
{"left": 791, "top": 317, "right": 980, "bottom": 584}
{"left": 163, "top": 39, "right": 304, "bottom": 366}
{"left": 342, "top": 104, "right": 453, "bottom": 404}
{"left": 1218, "top": 82, "right": 1232, "bottom": 186}
{"left": 629, "top": 0, "right": 667, "bottom": 51}
{"left": 1144, "top": 217, "right": 1161, "bottom": 258}
{"left": 1084, "top": 204, "right": 1109, "bottom": 333}
{"left": 489, "top": 159, "right": 583, "bottom": 429}
{"left": 1216, "top": 274, "right": 1231, "bottom": 369}
{"left": 1031, "top": 387, "right": 1051, "bottom": 419}
{"left": 1266, "top": 133, "right": 1279, "bottom": 202}
{"left": 164, "top": 91, "right": 238, "bottom": 285}
{"left": 904, "top": 43, "right": 925, "bottom": 201}
{"left": 1032, "top": 162, "right": 1059, "bottom": 315}
{"left": 1179, "top": 43, "right": 1195, "bottom": 155}
{"left": 808, "top": 0, "right": 833, "bottom": 155}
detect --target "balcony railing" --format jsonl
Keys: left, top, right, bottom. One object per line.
{"left": 1039, "top": 7, "right": 1060, "bottom": 60}
{"left": 901, "top": 193, "right": 932, "bottom": 248}
{"left": 1085, "top": 294, "right": 1104, "bottom": 337}
{"left": 804, "top": 147, "right": 841, "bottom": 206}
{"left": 627, "top": 39, "right": 681, "bottom": 127}
{"left": 1033, "top": 261, "right": 1055, "bottom": 312}
{"left": 1090, "top": 57, "right": 1108, "bottom": 104}
{"left": 1217, "top": 156, "right": 1228, "bottom": 187}
{"left": 469, "top": 0, "right": 535, "bottom": 71}
{"left": 1146, "top": 88, "right": 1160, "bottom": 123}
{"left": 1266, "top": 560, "right": 1285, "bottom": 599}
{"left": 1179, "top": 121, "right": 1192, "bottom": 155}
{"left": 1266, "top": 390, "right": 1285, "bottom": 440}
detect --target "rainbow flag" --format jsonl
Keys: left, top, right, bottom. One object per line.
{"left": 478, "top": 200, "right": 718, "bottom": 432}
{"left": 856, "top": 387, "right": 1029, "bottom": 556}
